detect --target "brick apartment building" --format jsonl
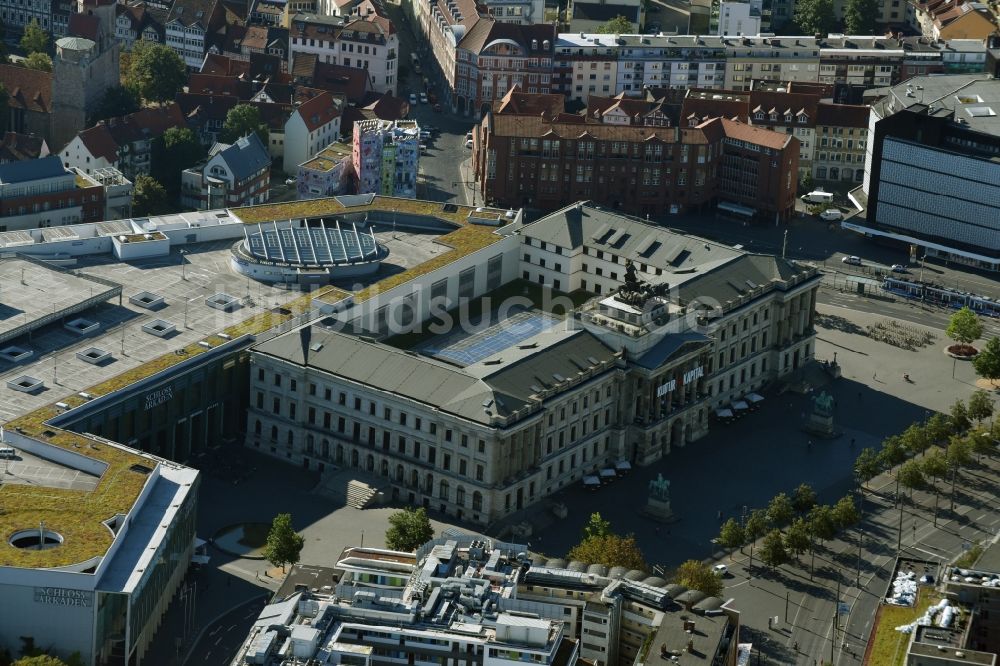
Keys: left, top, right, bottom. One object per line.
{"left": 473, "top": 88, "right": 798, "bottom": 222}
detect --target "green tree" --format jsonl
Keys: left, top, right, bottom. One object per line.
{"left": 900, "top": 423, "right": 931, "bottom": 458}
{"left": 898, "top": 459, "right": 926, "bottom": 498}
{"left": 594, "top": 15, "right": 634, "bottom": 34}
{"left": 922, "top": 448, "right": 948, "bottom": 524}
{"left": 946, "top": 435, "right": 974, "bottom": 511}
{"left": 946, "top": 307, "right": 983, "bottom": 345}
{"left": 792, "top": 483, "right": 817, "bottom": 513}
{"left": 759, "top": 529, "right": 789, "bottom": 568}
{"left": 19, "top": 19, "right": 48, "bottom": 55}
{"left": 23, "top": 52, "right": 51, "bottom": 72}
{"left": 924, "top": 413, "right": 952, "bottom": 446}
{"left": 794, "top": 0, "right": 837, "bottom": 35}
{"left": 766, "top": 492, "right": 796, "bottom": 528}
{"left": 262, "top": 513, "right": 304, "bottom": 572}
{"left": 131, "top": 174, "right": 168, "bottom": 216}
{"left": 744, "top": 509, "right": 769, "bottom": 543}
{"left": 717, "top": 518, "right": 745, "bottom": 549}
{"left": 385, "top": 507, "right": 434, "bottom": 552}
{"left": 831, "top": 495, "right": 860, "bottom": 529}
{"left": 968, "top": 430, "right": 994, "bottom": 461}
{"left": 878, "top": 434, "right": 907, "bottom": 469}
{"left": 843, "top": 0, "right": 879, "bottom": 33}
{"left": 967, "top": 389, "right": 994, "bottom": 424}
{"left": 89, "top": 86, "right": 141, "bottom": 125}
{"left": 672, "top": 559, "right": 723, "bottom": 597}
{"left": 784, "top": 517, "right": 812, "bottom": 559}
{"left": 799, "top": 172, "right": 814, "bottom": 195}
{"left": 128, "top": 41, "right": 187, "bottom": 103}
{"left": 152, "top": 127, "right": 205, "bottom": 197}
{"left": 972, "top": 337, "right": 1000, "bottom": 386}
{"left": 582, "top": 512, "right": 612, "bottom": 541}
{"left": 13, "top": 657, "right": 68, "bottom": 666}
{"left": 568, "top": 533, "right": 648, "bottom": 570}
{"left": 222, "top": 103, "right": 269, "bottom": 145}
{"left": 854, "top": 447, "right": 881, "bottom": 488}
{"left": 949, "top": 400, "right": 971, "bottom": 434}
{"left": 921, "top": 449, "right": 948, "bottom": 482}
{"left": 807, "top": 504, "right": 837, "bottom": 543}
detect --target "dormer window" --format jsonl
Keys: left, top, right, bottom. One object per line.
{"left": 797, "top": 112, "right": 808, "bottom": 123}
{"left": 754, "top": 111, "right": 764, "bottom": 120}
{"left": 784, "top": 113, "right": 792, "bottom": 122}
{"left": 769, "top": 112, "right": 777, "bottom": 121}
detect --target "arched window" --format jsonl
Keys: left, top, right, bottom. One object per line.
{"left": 472, "top": 491, "right": 483, "bottom": 511}
{"left": 270, "top": 425, "right": 278, "bottom": 440}
{"left": 306, "top": 434, "right": 314, "bottom": 453}
{"left": 456, "top": 486, "right": 466, "bottom": 506}
{"left": 254, "top": 419, "right": 262, "bottom": 435}
{"left": 439, "top": 480, "right": 449, "bottom": 500}
{"left": 286, "top": 431, "right": 293, "bottom": 446}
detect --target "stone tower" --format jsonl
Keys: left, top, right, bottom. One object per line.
{"left": 49, "top": 0, "right": 121, "bottom": 151}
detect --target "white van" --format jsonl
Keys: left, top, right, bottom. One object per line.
{"left": 0, "top": 447, "right": 16, "bottom": 459}
{"left": 802, "top": 190, "right": 834, "bottom": 204}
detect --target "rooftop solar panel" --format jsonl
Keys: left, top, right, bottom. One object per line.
{"left": 420, "top": 310, "right": 562, "bottom": 367}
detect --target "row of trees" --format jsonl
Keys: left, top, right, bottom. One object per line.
{"left": 716, "top": 483, "right": 860, "bottom": 574}
{"left": 793, "top": 0, "right": 880, "bottom": 36}
{"left": 854, "top": 392, "right": 996, "bottom": 524}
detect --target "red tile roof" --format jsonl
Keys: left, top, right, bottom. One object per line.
{"left": 0, "top": 64, "right": 52, "bottom": 113}
{"left": 308, "top": 62, "right": 370, "bottom": 104}
{"left": 77, "top": 124, "right": 119, "bottom": 163}
{"left": 295, "top": 91, "right": 341, "bottom": 131}
{"left": 176, "top": 92, "right": 240, "bottom": 123}
{"left": 718, "top": 117, "right": 795, "bottom": 150}
{"left": 68, "top": 13, "right": 100, "bottom": 40}
{"left": 496, "top": 86, "right": 566, "bottom": 116}
{"left": 815, "top": 102, "right": 870, "bottom": 128}
{"left": 0, "top": 132, "right": 48, "bottom": 162}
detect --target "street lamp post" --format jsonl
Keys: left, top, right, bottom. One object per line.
{"left": 180, "top": 249, "right": 188, "bottom": 281}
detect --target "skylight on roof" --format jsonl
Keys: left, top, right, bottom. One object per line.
{"left": 965, "top": 106, "right": 996, "bottom": 118}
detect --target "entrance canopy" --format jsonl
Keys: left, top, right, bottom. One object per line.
{"left": 716, "top": 408, "right": 734, "bottom": 418}
{"left": 732, "top": 400, "right": 750, "bottom": 411}
{"left": 746, "top": 393, "right": 764, "bottom": 404}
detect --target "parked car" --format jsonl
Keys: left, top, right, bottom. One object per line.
{"left": 842, "top": 255, "right": 862, "bottom": 266}
{"left": 713, "top": 564, "right": 729, "bottom": 577}
{"left": 802, "top": 190, "right": 834, "bottom": 204}
{"left": 819, "top": 209, "right": 843, "bottom": 221}
{"left": 433, "top": 103, "right": 442, "bottom": 112}
{"left": 891, "top": 264, "right": 908, "bottom": 273}
{"left": 465, "top": 131, "right": 473, "bottom": 141}
{"left": 419, "top": 92, "right": 428, "bottom": 104}
{"left": 409, "top": 93, "right": 418, "bottom": 105}
{"left": 464, "top": 139, "right": 473, "bottom": 149}
{"left": 284, "top": 178, "right": 296, "bottom": 186}
{"left": 427, "top": 91, "right": 438, "bottom": 104}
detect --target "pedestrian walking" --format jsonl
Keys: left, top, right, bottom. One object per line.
{"left": 873, "top": 372, "right": 877, "bottom": 380}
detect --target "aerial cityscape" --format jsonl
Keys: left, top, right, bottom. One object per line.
{"left": 0, "top": 0, "right": 999, "bottom": 663}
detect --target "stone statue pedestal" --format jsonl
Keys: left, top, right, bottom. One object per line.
{"left": 642, "top": 497, "right": 677, "bottom": 523}
{"left": 804, "top": 412, "right": 838, "bottom": 439}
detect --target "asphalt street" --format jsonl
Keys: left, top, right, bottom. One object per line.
{"left": 719, "top": 455, "right": 1000, "bottom": 666}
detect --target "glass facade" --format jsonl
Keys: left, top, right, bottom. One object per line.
{"left": 127, "top": 479, "right": 198, "bottom": 662}
{"left": 95, "top": 591, "right": 129, "bottom": 666}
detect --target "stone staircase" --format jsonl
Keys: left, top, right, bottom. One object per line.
{"left": 346, "top": 480, "right": 379, "bottom": 509}
{"left": 313, "top": 466, "right": 386, "bottom": 509}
